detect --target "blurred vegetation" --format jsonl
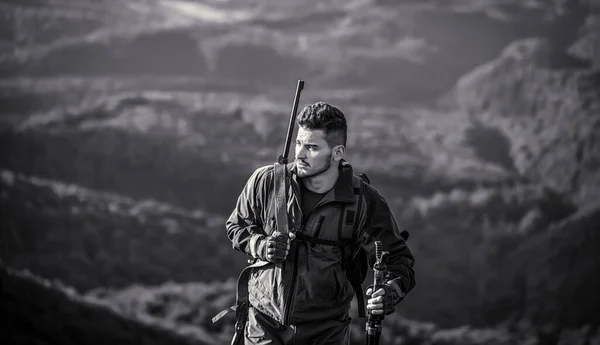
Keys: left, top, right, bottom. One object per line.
{"left": 1, "top": 264, "right": 210, "bottom": 345}
{"left": 6, "top": 263, "right": 596, "bottom": 345}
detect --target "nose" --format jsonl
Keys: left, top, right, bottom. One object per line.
{"left": 295, "top": 145, "right": 306, "bottom": 159}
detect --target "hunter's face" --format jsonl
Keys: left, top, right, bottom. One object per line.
{"left": 294, "top": 127, "right": 335, "bottom": 178}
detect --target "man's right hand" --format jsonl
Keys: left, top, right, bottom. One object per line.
{"left": 255, "top": 231, "right": 296, "bottom": 263}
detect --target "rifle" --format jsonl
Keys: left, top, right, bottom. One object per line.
{"left": 279, "top": 79, "right": 305, "bottom": 164}
{"left": 366, "top": 241, "right": 389, "bottom": 345}
{"left": 271, "top": 79, "right": 304, "bottom": 239}
{"left": 215, "top": 80, "right": 305, "bottom": 345}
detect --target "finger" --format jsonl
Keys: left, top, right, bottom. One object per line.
{"left": 366, "top": 303, "right": 383, "bottom": 310}
{"left": 367, "top": 299, "right": 383, "bottom": 307}
{"left": 367, "top": 297, "right": 381, "bottom": 304}
{"left": 372, "top": 288, "right": 386, "bottom": 298}
{"left": 371, "top": 310, "right": 384, "bottom": 315}
{"left": 267, "top": 248, "right": 276, "bottom": 254}
{"left": 365, "top": 288, "right": 373, "bottom": 296}
{"left": 367, "top": 297, "right": 382, "bottom": 304}
{"left": 367, "top": 303, "right": 383, "bottom": 311}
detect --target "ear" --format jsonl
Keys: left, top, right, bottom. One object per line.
{"left": 332, "top": 145, "right": 345, "bottom": 161}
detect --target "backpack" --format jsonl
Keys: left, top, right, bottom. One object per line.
{"left": 331, "top": 172, "right": 409, "bottom": 318}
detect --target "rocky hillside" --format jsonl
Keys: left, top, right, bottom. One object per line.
{"left": 1, "top": 0, "right": 581, "bottom": 107}
{"left": 0, "top": 163, "right": 588, "bottom": 335}
{"left": 442, "top": 2, "right": 600, "bottom": 339}
{"left": 0, "top": 169, "right": 247, "bottom": 291}
{"left": 486, "top": 201, "right": 600, "bottom": 329}
{"left": 1, "top": 264, "right": 211, "bottom": 345}
{"left": 85, "top": 263, "right": 600, "bottom": 345}
{"left": 3, "top": 193, "right": 597, "bottom": 345}
{"left": 4, "top": 264, "right": 536, "bottom": 345}
{"left": 456, "top": 14, "right": 600, "bottom": 206}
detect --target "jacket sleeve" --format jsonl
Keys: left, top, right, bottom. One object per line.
{"left": 360, "top": 185, "right": 416, "bottom": 303}
{"left": 226, "top": 166, "right": 271, "bottom": 257}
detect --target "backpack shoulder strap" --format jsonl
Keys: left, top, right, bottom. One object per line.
{"left": 338, "top": 174, "right": 368, "bottom": 317}
{"left": 339, "top": 174, "right": 367, "bottom": 241}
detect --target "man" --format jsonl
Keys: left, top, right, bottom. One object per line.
{"left": 226, "top": 102, "right": 416, "bottom": 344}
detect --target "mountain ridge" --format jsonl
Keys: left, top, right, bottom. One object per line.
{"left": 1, "top": 263, "right": 212, "bottom": 345}
{"left": 0, "top": 168, "right": 244, "bottom": 291}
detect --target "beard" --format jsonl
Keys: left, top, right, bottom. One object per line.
{"left": 296, "top": 152, "right": 333, "bottom": 178}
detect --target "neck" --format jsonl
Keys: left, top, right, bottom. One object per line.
{"left": 302, "top": 164, "right": 339, "bottom": 194}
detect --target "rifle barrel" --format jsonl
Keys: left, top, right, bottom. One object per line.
{"left": 279, "top": 79, "right": 304, "bottom": 164}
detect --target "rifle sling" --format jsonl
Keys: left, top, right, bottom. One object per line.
{"left": 212, "top": 260, "right": 270, "bottom": 324}
{"left": 273, "top": 163, "right": 290, "bottom": 234}
{"left": 212, "top": 163, "right": 290, "bottom": 327}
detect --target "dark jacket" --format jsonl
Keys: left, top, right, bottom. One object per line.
{"left": 226, "top": 160, "right": 415, "bottom": 325}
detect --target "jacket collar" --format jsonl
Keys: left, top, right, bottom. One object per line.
{"left": 287, "top": 159, "right": 355, "bottom": 203}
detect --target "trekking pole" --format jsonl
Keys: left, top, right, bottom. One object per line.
{"left": 366, "top": 241, "right": 389, "bottom": 345}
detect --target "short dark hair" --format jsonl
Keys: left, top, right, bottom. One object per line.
{"left": 297, "top": 101, "right": 347, "bottom": 148}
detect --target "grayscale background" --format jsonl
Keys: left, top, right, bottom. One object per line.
{"left": 1, "top": 0, "right": 598, "bottom": 344}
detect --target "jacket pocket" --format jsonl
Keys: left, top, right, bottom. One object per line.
{"left": 295, "top": 264, "right": 349, "bottom": 312}
{"left": 248, "top": 263, "right": 286, "bottom": 323}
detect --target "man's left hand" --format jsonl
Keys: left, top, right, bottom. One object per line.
{"left": 365, "top": 285, "right": 398, "bottom": 315}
